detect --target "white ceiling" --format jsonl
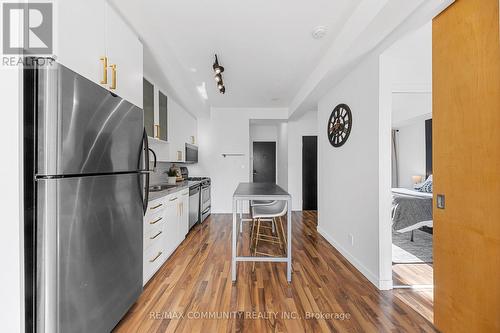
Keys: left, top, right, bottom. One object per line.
{"left": 111, "top": 0, "right": 453, "bottom": 117}
{"left": 111, "top": 0, "right": 361, "bottom": 108}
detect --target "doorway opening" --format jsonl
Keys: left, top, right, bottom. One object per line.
{"left": 252, "top": 142, "right": 276, "bottom": 183}
{"left": 302, "top": 136, "right": 317, "bottom": 210}
{"left": 382, "top": 21, "right": 434, "bottom": 323}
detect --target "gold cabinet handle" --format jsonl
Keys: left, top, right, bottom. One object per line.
{"left": 100, "top": 56, "right": 108, "bottom": 84}
{"left": 170, "top": 197, "right": 178, "bottom": 202}
{"left": 109, "top": 64, "right": 117, "bottom": 90}
{"left": 154, "top": 125, "right": 160, "bottom": 139}
{"left": 150, "top": 203, "right": 163, "bottom": 210}
{"left": 149, "top": 251, "right": 163, "bottom": 263}
{"left": 149, "top": 217, "right": 162, "bottom": 225}
{"left": 150, "top": 230, "right": 162, "bottom": 240}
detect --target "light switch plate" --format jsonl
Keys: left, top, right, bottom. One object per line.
{"left": 437, "top": 194, "right": 445, "bottom": 209}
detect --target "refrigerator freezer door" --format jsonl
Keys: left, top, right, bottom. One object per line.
{"left": 36, "top": 174, "right": 143, "bottom": 333}
{"left": 36, "top": 63, "right": 144, "bottom": 176}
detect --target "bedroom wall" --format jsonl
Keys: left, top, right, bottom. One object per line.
{"left": 395, "top": 119, "right": 429, "bottom": 188}
{"left": 386, "top": 22, "right": 432, "bottom": 189}
{"left": 317, "top": 52, "right": 392, "bottom": 289}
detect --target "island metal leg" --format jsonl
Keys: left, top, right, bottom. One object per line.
{"left": 232, "top": 198, "right": 237, "bottom": 282}
{"left": 286, "top": 197, "right": 292, "bottom": 282}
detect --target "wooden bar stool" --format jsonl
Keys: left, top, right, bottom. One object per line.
{"left": 250, "top": 200, "right": 287, "bottom": 272}
{"left": 248, "top": 200, "right": 276, "bottom": 246}
{"left": 239, "top": 200, "right": 275, "bottom": 234}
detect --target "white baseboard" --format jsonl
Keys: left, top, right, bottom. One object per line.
{"left": 317, "top": 226, "right": 392, "bottom": 290}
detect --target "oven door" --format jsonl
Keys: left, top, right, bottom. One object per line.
{"left": 201, "top": 184, "right": 211, "bottom": 219}
{"left": 189, "top": 185, "right": 200, "bottom": 229}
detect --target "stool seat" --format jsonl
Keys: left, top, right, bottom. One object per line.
{"left": 251, "top": 200, "right": 276, "bottom": 207}
{"left": 252, "top": 201, "right": 287, "bottom": 219}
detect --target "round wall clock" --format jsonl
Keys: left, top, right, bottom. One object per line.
{"left": 327, "top": 103, "right": 352, "bottom": 147}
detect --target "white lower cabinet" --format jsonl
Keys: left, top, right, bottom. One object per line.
{"left": 180, "top": 189, "right": 190, "bottom": 237}
{"left": 163, "top": 194, "right": 180, "bottom": 257}
{"left": 143, "top": 187, "right": 189, "bottom": 286}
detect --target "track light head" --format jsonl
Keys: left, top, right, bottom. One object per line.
{"left": 213, "top": 54, "right": 226, "bottom": 94}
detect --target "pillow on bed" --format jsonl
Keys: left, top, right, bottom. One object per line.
{"left": 418, "top": 175, "right": 433, "bottom": 193}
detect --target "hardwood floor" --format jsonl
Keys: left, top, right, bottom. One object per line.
{"left": 114, "top": 211, "right": 436, "bottom": 332}
{"left": 393, "top": 264, "right": 433, "bottom": 286}
{"left": 392, "top": 264, "right": 434, "bottom": 323}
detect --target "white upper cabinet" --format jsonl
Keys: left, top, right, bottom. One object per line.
{"left": 54, "top": 0, "right": 106, "bottom": 84}
{"left": 168, "top": 98, "right": 197, "bottom": 162}
{"left": 53, "top": 0, "right": 142, "bottom": 108}
{"left": 105, "top": 3, "right": 143, "bottom": 108}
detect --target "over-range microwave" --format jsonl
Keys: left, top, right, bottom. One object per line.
{"left": 185, "top": 143, "right": 198, "bottom": 163}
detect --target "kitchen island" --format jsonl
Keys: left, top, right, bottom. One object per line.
{"left": 232, "top": 183, "right": 292, "bottom": 282}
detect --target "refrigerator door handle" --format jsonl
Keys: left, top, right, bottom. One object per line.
{"left": 142, "top": 172, "right": 149, "bottom": 214}
{"left": 140, "top": 129, "right": 150, "bottom": 214}
{"left": 141, "top": 129, "right": 150, "bottom": 171}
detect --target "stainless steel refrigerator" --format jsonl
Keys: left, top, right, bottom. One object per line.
{"left": 23, "top": 60, "right": 150, "bottom": 332}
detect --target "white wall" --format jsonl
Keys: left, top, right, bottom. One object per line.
{"left": 248, "top": 122, "right": 288, "bottom": 190}
{"left": 395, "top": 120, "right": 428, "bottom": 188}
{"left": 386, "top": 23, "right": 432, "bottom": 93}
{"left": 0, "top": 63, "right": 23, "bottom": 331}
{"left": 386, "top": 22, "right": 432, "bottom": 189}
{"left": 317, "top": 53, "right": 392, "bottom": 289}
{"left": 287, "top": 110, "right": 318, "bottom": 210}
{"left": 387, "top": 22, "right": 432, "bottom": 127}
{"left": 249, "top": 124, "right": 278, "bottom": 182}
{"left": 315, "top": 22, "right": 433, "bottom": 290}
{"left": 392, "top": 93, "right": 431, "bottom": 127}
{"left": 195, "top": 108, "right": 288, "bottom": 213}
{"left": 277, "top": 123, "right": 288, "bottom": 190}
{"left": 249, "top": 124, "right": 278, "bottom": 141}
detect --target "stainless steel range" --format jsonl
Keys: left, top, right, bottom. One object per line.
{"left": 189, "top": 177, "right": 211, "bottom": 223}
{"left": 180, "top": 167, "right": 211, "bottom": 228}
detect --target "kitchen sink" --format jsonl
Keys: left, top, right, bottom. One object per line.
{"left": 149, "top": 184, "right": 177, "bottom": 192}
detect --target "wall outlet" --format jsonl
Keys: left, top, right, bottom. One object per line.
{"left": 348, "top": 233, "right": 354, "bottom": 247}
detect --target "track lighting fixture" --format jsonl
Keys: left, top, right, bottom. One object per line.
{"left": 213, "top": 54, "right": 226, "bottom": 94}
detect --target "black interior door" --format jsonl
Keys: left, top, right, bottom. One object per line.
{"left": 253, "top": 142, "right": 276, "bottom": 183}
{"left": 302, "top": 136, "right": 317, "bottom": 210}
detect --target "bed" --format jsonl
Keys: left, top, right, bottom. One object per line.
{"left": 392, "top": 188, "right": 433, "bottom": 233}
